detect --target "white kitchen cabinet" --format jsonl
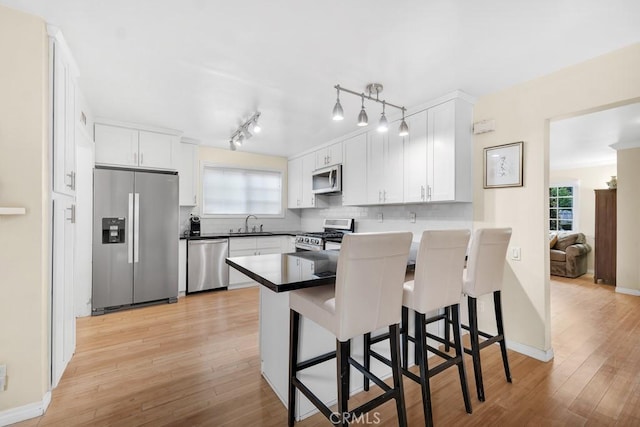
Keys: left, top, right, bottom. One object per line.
{"left": 426, "top": 98, "right": 473, "bottom": 202}
{"left": 287, "top": 157, "right": 303, "bottom": 209}
{"left": 287, "top": 152, "right": 327, "bottom": 209}
{"left": 342, "top": 133, "right": 368, "bottom": 206}
{"left": 94, "top": 123, "right": 179, "bottom": 170}
{"left": 228, "top": 236, "right": 286, "bottom": 288}
{"left": 51, "top": 37, "right": 77, "bottom": 196}
{"left": 366, "top": 128, "right": 403, "bottom": 205}
{"left": 403, "top": 110, "right": 428, "bottom": 202}
{"left": 178, "top": 142, "right": 198, "bottom": 206}
{"left": 315, "top": 141, "right": 343, "bottom": 169}
{"left": 178, "top": 240, "right": 187, "bottom": 294}
{"left": 51, "top": 194, "right": 75, "bottom": 387}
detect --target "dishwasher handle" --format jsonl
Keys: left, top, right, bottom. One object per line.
{"left": 188, "top": 239, "right": 228, "bottom": 246}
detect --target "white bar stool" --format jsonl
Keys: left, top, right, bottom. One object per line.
{"left": 364, "top": 229, "right": 472, "bottom": 426}
{"left": 461, "top": 227, "right": 512, "bottom": 402}
{"left": 288, "top": 232, "right": 412, "bottom": 426}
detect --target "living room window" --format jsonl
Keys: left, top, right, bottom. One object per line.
{"left": 549, "top": 185, "right": 575, "bottom": 231}
{"left": 202, "top": 165, "right": 283, "bottom": 217}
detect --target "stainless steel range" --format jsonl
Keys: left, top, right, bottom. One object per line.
{"left": 295, "top": 218, "right": 354, "bottom": 251}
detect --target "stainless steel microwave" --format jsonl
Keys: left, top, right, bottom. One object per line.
{"left": 312, "top": 164, "right": 342, "bottom": 194}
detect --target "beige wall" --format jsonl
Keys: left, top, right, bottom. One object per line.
{"left": 550, "top": 163, "right": 617, "bottom": 271}
{"left": 473, "top": 43, "right": 640, "bottom": 355}
{"left": 616, "top": 147, "right": 640, "bottom": 292}
{"left": 0, "top": 5, "right": 50, "bottom": 411}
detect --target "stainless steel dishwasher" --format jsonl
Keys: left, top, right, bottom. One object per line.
{"left": 187, "top": 239, "right": 229, "bottom": 293}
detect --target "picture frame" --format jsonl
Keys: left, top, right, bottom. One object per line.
{"left": 483, "top": 141, "right": 524, "bottom": 188}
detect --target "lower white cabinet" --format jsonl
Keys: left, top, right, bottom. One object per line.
{"left": 51, "top": 194, "right": 76, "bottom": 387}
{"left": 178, "top": 240, "right": 186, "bottom": 294}
{"left": 228, "top": 236, "right": 286, "bottom": 289}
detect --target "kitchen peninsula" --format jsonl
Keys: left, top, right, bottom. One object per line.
{"left": 226, "top": 251, "right": 420, "bottom": 421}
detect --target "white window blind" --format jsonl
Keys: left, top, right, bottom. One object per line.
{"left": 202, "top": 166, "right": 282, "bottom": 216}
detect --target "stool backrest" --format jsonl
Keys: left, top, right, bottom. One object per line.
{"left": 464, "top": 228, "right": 512, "bottom": 297}
{"left": 335, "top": 232, "right": 412, "bottom": 342}
{"left": 411, "top": 229, "right": 471, "bottom": 313}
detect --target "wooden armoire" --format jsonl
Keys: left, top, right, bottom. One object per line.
{"left": 594, "top": 189, "right": 616, "bottom": 285}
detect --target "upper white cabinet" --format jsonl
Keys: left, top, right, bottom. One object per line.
{"left": 403, "top": 110, "right": 428, "bottom": 202}
{"left": 178, "top": 142, "right": 198, "bottom": 206}
{"left": 288, "top": 152, "right": 327, "bottom": 209}
{"left": 342, "top": 133, "right": 368, "bottom": 206}
{"left": 94, "top": 123, "right": 179, "bottom": 170}
{"left": 426, "top": 98, "right": 472, "bottom": 202}
{"left": 51, "top": 36, "right": 77, "bottom": 196}
{"left": 315, "top": 141, "right": 343, "bottom": 169}
{"left": 367, "top": 129, "right": 403, "bottom": 204}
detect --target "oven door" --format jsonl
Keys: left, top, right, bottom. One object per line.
{"left": 295, "top": 242, "right": 323, "bottom": 252}
{"left": 324, "top": 241, "right": 341, "bottom": 251}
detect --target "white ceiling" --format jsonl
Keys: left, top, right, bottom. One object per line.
{"left": 550, "top": 103, "right": 640, "bottom": 170}
{"left": 3, "top": 0, "right": 640, "bottom": 157}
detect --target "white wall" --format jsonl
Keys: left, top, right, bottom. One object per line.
{"left": 550, "top": 163, "right": 617, "bottom": 272}
{"left": 0, "top": 4, "right": 50, "bottom": 414}
{"left": 473, "top": 42, "right": 640, "bottom": 357}
{"left": 616, "top": 147, "right": 640, "bottom": 293}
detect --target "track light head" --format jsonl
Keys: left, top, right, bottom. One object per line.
{"left": 236, "top": 133, "right": 244, "bottom": 146}
{"left": 332, "top": 100, "right": 344, "bottom": 121}
{"left": 229, "top": 140, "right": 236, "bottom": 151}
{"left": 398, "top": 119, "right": 409, "bottom": 136}
{"left": 357, "top": 95, "right": 368, "bottom": 126}
{"left": 378, "top": 113, "right": 389, "bottom": 132}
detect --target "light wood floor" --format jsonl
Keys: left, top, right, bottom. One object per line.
{"left": 14, "top": 275, "right": 640, "bottom": 426}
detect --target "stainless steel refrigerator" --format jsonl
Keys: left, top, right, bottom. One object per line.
{"left": 92, "top": 167, "right": 178, "bottom": 315}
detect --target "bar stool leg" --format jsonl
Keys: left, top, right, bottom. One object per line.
{"left": 494, "top": 291, "right": 512, "bottom": 383}
{"left": 467, "top": 296, "right": 485, "bottom": 402}
{"left": 337, "top": 339, "right": 350, "bottom": 426}
{"left": 451, "top": 304, "right": 472, "bottom": 414}
{"left": 363, "top": 333, "right": 371, "bottom": 391}
{"left": 414, "top": 311, "right": 422, "bottom": 367}
{"left": 401, "top": 306, "right": 409, "bottom": 369}
{"left": 444, "top": 306, "right": 451, "bottom": 352}
{"left": 288, "top": 310, "right": 300, "bottom": 427}
{"left": 389, "top": 324, "right": 408, "bottom": 427}
{"left": 415, "top": 313, "right": 433, "bottom": 426}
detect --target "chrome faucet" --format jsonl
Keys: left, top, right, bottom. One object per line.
{"left": 245, "top": 215, "right": 257, "bottom": 233}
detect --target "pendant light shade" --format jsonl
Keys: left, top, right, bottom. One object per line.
{"left": 398, "top": 119, "right": 409, "bottom": 136}
{"left": 332, "top": 87, "right": 344, "bottom": 121}
{"left": 378, "top": 112, "right": 389, "bottom": 132}
{"left": 357, "top": 95, "right": 368, "bottom": 126}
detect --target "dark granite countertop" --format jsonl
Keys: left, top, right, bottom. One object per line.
{"left": 226, "top": 250, "right": 415, "bottom": 293}
{"left": 180, "top": 231, "right": 303, "bottom": 240}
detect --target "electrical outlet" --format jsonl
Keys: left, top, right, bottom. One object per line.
{"left": 377, "top": 213, "right": 383, "bottom": 223}
{"left": 511, "top": 247, "right": 521, "bottom": 261}
{"left": 409, "top": 212, "right": 416, "bottom": 223}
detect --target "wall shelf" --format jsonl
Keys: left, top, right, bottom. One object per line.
{"left": 0, "top": 207, "right": 26, "bottom": 215}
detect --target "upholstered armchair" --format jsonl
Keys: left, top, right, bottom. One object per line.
{"left": 549, "top": 232, "right": 591, "bottom": 278}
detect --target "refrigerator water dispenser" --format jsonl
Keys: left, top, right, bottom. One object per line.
{"left": 102, "top": 217, "right": 126, "bottom": 244}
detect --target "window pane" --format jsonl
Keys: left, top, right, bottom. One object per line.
{"left": 558, "top": 186, "right": 573, "bottom": 197}
{"left": 550, "top": 220, "right": 558, "bottom": 230}
{"left": 560, "top": 221, "right": 572, "bottom": 231}
{"left": 550, "top": 198, "right": 557, "bottom": 208}
{"left": 202, "top": 166, "right": 282, "bottom": 216}
{"left": 550, "top": 209, "right": 557, "bottom": 219}
{"left": 549, "top": 188, "right": 557, "bottom": 197}
{"left": 558, "top": 197, "right": 573, "bottom": 208}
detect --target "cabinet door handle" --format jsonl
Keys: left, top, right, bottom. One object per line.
{"left": 65, "top": 204, "right": 76, "bottom": 223}
{"left": 421, "top": 185, "right": 425, "bottom": 201}
{"left": 133, "top": 152, "right": 138, "bottom": 165}
{"left": 140, "top": 152, "right": 144, "bottom": 165}
{"left": 378, "top": 190, "right": 382, "bottom": 203}
{"left": 383, "top": 190, "right": 387, "bottom": 203}
{"left": 427, "top": 185, "right": 432, "bottom": 201}
{"left": 66, "top": 171, "right": 76, "bottom": 190}
{"left": 193, "top": 195, "right": 197, "bottom": 204}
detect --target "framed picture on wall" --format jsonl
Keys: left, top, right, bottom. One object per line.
{"left": 483, "top": 141, "right": 524, "bottom": 188}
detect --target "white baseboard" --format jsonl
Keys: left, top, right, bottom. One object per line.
{"left": 0, "top": 391, "right": 50, "bottom": 426}
{"left": 506, "top": 340, "right": 554, "bottom": 362}
{"left": 616, "top": 286, "right": 640, "bottom": 297}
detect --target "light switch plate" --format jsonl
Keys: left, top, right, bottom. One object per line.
{"left": 511, "top": 247, "right": 521, "bottom": 261}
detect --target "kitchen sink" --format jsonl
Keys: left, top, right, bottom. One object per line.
{"left": 228, "top": 231, "right": 274, "bottom": 237}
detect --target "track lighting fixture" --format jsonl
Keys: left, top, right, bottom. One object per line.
{"left": 229, "top": 112, "right": 261, "bottom": 150}
{"left": 357, "top": 95, "right": 368, "bottom": 126}
{"left": 332, "top": 88, "right": 344, "bottom": 121}
{"left": 332, "top": 83, "right": 408, "bottom": 136}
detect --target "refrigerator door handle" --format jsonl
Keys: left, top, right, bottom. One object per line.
{"left": 134, "top": 193, "right": 140, "bottom": 263}
{"left": 128, "top": 193, "right": 134, "bottom": 263}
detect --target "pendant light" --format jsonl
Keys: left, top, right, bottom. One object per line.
{"left": 377, "top": 101, "right": 389, "bottom": 132}
{"left": 332, "top": 87, "right": 344, "bottom": 121}
{"left": 357, "top": 94, "right": 368, "bottom": 126}
{"left": 398, "top": 109, "right": 409, "bottom": 137}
